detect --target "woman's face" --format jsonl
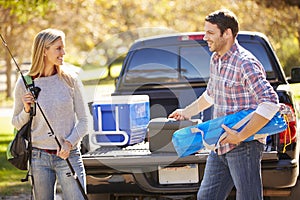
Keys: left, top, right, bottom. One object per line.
{"left": 44, "top": 38, "right": 65, "bottom": 67}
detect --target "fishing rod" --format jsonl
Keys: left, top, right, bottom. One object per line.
{"left": 0, "top": 34, "right": 88, "bottom": 200}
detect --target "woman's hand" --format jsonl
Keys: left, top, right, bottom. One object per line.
{"left": 22, "top": 92, "right": 35, "bottom": 113}
{"left": 57, "top": 140, "right": 73, "bottom": 159}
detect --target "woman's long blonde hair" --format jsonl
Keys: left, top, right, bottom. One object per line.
{"left": 29, "top": 28, "right": 73, "bottom": 87}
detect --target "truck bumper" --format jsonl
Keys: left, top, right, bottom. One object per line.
{"left": 83, "top": 150, "right": 298, "bottom": 196}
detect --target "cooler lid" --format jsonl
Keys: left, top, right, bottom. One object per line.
{"left": 93, "top": 95, "right": 149, "bottom": 105}
{"left": 147, "top": 118, "right": 199, "bottom": 130}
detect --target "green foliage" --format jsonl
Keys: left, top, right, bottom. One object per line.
{"left": 276, "top": 36, "right": 300, "bottom": 76}
{"left": 283, "top": 53, "right": 300, "bottom": 77}
{"left": 1, "top": 0, "right": 300, "bottom": 98}
{"left": 0, "top": 0, "right": 55, "bottom": 24}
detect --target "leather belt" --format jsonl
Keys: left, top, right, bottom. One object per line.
{"left": 33, "top": 147, "right": 57, "bottom": 155}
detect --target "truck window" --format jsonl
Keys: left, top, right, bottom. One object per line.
{"left": 240, "top": 42, "right": 276, "bottom": 80}
{"left": 123, "top": 41, "right": 276, "bottom": 85}
{"left": 180, "top": 46, "right": 211, "bottom": 81}
{"left": 125, "top": 48, "right": 179, "bottom": 83}
{"left": 125, "top": 46, "right": 211, "bottom": 84}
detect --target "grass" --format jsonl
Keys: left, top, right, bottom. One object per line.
{"left": 0, "top": 91, "right": 31, "bottom": 196}
{"left": 0, "top": 132, "right": 31, "bottom": 196}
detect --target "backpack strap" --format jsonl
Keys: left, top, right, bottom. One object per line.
{"left": 24, "top": 75, "right": 33, "bottom": 86}
{"left": 24, "top": 75, "right": 35, "bottom": 94}
{"left": 22, "top": 75, "right": 35, "bottom": 187}
{"left": 23, "top": 75, "right": 37, "bottom": 117}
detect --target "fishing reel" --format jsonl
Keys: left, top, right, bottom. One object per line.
{"left": 28, "top": 84, "right": 41, "bottom": 116}
{"left": 28, "top": 84, "right": 41, "bottom": 100}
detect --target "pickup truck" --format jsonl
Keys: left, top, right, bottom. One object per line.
{"left": 82, "top": 31, "right": 300, "bottom": 200}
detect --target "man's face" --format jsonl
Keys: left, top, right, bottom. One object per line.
{"left": 203, "top": 21, "right": 227, "bottom": 55}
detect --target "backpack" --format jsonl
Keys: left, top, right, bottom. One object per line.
{"left": 6, "top": 117, "right": 33, "bottom": 170}
{"left": 6, "top": 75, "right": 35, "bottom": 171}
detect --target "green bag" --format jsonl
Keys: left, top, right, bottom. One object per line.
{"left": 6, "top": 117, "right": 33, "bottom": 170}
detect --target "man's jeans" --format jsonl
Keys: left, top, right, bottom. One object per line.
{"left": 31, "top": 148, "right": 86, "bottom": 200}
{"left": 197, "top": 140, "right": 264, "bottom": 200}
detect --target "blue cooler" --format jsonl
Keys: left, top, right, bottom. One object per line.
{"left": 92, "top": 95, "right": 150, "bottom": 146}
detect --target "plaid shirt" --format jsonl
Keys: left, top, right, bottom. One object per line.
{"left": 206, "top": 41, "right": 279, "bottom": 154}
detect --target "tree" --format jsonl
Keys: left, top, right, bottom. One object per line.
{"left": 0, "top": 0, "right": 53, "bottom": 98}
{"left": 1, "top": 0, "right": 300, "bottom": 98}
{"left": 252, "top": 0, "right": 300, "bottom": 73}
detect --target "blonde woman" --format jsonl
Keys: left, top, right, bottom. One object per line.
{"left": 12, "top": 29, "right": 89, "bottom": 200}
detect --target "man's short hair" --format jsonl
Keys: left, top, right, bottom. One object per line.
{"left": 205, "top": 9, "right": 239, "bottom": 38}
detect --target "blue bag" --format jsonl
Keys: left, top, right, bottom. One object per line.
{"left": 172, "top": 109, "right": 287, "bottom": 157}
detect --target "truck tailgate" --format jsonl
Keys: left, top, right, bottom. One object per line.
{"left": 82, "top": 142, "right": 279, "bottom": 169}
{"left": 83, "top": 142, "right": 209, "bottom": 169}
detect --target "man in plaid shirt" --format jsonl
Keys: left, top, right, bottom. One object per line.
{"left": 169, "top": 9, "right": 279, "bottom": 200}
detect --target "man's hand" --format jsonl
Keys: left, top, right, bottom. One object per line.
{"left": 168, "top": 109, "right": 189, "bottom": 121}
{"left": 219, "top": 124, "right": 241, "bottom": 145}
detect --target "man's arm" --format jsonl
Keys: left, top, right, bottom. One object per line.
{"left": 168, "top": 90, "right": 213, "bottom": 120}
{"left": 220, "top": 102, "right": 280, "bottom": 144}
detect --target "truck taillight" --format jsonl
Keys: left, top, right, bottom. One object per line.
{"left": 179, "top": 35, "right": 204, "bottom": 41}
{"left": 279, "top": 104, "right": 297, "bottom": 152}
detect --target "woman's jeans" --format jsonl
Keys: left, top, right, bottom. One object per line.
{"left": 31, "top": 148, "right": 86, "bottom": 200}
{"left": 197, "top": 140, "right": 264, "bottom": 200}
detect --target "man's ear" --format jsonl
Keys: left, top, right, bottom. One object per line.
{"left": 224, "top": 28, "right": 233, "bottom": 39}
